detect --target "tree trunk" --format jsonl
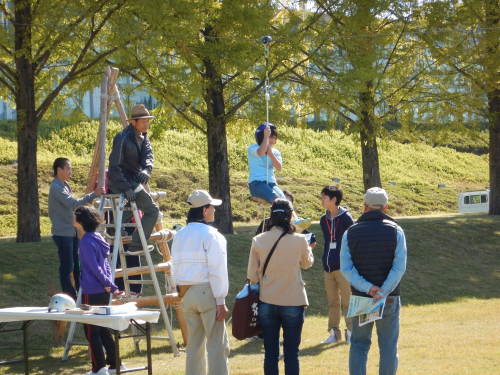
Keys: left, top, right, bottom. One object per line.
{"left": 485, "top": 0, "right": 500, "bottom": 215}
{"left": 203, "top": 27, "right": 234, "bottom": 234}
{"left": 15, "top": 0, "right": 41, "bottom": 242}
{"left": 89, "top": 89, "right": 94, "bottom": 118}
{"left": 488, "top": 90, "right": 500, "bottom": 214}
{"left": 359, "top": 86, "right": 382, "bottom": 191}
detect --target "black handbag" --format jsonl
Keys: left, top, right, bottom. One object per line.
{"left": 231, "top": 231, "right": 287, "bottom": 340}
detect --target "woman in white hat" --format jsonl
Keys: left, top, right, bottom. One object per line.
{"left": 171, "top": 189, "right": 230, "bottom": 375}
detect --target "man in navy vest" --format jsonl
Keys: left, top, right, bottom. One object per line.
{"left": 340, "top": 187, "right": 407, "bottom": 375}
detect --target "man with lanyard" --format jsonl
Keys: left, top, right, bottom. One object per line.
{"left": 171, "top": 189, "right": 230, "bottom": 375}
{"left": 340, "top": 187, "right": 407, "bottom": 375}
{"left": 107, "top": 104, "right": 159, "bottom": 254}
{"left": 319, "top": 185, "right": 355, "bottom": 343}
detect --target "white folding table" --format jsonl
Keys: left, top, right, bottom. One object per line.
{"left": 0, "top": 307, "right": 160, "bottom": 375}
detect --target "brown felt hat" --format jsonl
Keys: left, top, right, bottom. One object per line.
{"left": 127, "top": 104, "right": 155, "bottom": 121}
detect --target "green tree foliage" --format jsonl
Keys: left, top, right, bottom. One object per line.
{"left": 110, "top": 0, "right": 311, "bottom": 233}
{"left": 294, "top": 1, "right": 439, "bottom": 190}
{"left": 419, "top": 0, "right": 500, "bottom": 214}
{"left": 0, "top": 0, "right": 126, "bottom": 241}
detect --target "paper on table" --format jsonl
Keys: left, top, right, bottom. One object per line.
{"left": 91, "top": 302, "right": 138, "bottom": 315}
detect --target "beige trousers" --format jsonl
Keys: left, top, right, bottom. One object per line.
{"left": 181, "top": 283, "right": 230, "bottom": 375}
{"left": 324, "top": 270, "right": 353, "bottom": 340}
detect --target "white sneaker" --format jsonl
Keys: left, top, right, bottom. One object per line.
{"left": 322, "top": 329, "right": 338, "bottom": 344}
{"left": 245, "top": 335, "right": 261, "bottom": 341}
{"left": 114, "top": 290, "right": 126, "bottom": 298}
{"left": 108, "top": 364, "right": 127, "bottom": 374}
{"left": 345, "top": 329, "right": 352, "bottom": 344}
{"left": 85, "top": 367, "right": 109, "bottom": 375}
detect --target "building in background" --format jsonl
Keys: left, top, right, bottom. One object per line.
{"left": 0, "top": 75, "right": 157, "bottom": 120}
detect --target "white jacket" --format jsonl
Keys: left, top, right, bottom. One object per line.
{"left": 171, "top": 222, "right": 229, "bottom": 305}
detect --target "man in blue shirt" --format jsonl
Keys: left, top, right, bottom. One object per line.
{"left": 340, "top": 187, "right": 407, "bottom": 375}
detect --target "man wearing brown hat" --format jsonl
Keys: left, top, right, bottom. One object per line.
{"left": 340, "top": 187, "right": 407, "bottom": 375}
{"left": 107, "top": 104, "right": 159, "bottom": 253}
{"left": 171, "top": 189, "right": 230, "bottom": 375}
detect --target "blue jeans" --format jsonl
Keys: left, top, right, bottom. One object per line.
{"left": 52, "top": 235, "right": 80, "bottom": 300}
{"left": 349, "top": 296, "right": 401, "bottom": 375}
{"left": 258, "top": 302, "right": 305, "bottom": 375}
{"left": 249, "top": 180, "right": 285, "bottom": 204}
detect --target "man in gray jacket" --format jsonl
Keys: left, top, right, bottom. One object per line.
{"left": 107, "top": 104, "right": 159, "bottom": 253}
{"left": 48, "top": 157, "right": 105, "bottom": 300}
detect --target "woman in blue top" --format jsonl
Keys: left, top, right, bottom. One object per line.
{"left": 248, "top": 123, "right": 286, "bottom": 204}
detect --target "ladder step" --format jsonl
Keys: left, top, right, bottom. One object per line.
{"left": 120, "top": 245, "right": 154, "bottom": 256}
{"left": 105, "top": 235, "right": 133, "bottom": 244}
{"left": 128, "top": 280, "right": 154, "bottom": 285}
{"left": 100, "top": 223, "right": 137, "bottom": 228}
{"left": 107, "top": 236, "right": 133, "bottom": 245}
{"left": 107, "top": 231, "right": 172, "bottom": 245}
{"left": 115, "top": 262, "right": 171, "bottom": 278}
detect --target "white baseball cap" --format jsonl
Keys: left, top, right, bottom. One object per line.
{"left": 364, "top": 187, "right": 388, "bottom": 209}
{"left": 187, "top": 189, "right": 222, "bottom": 208}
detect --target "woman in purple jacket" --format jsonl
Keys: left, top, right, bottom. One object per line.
{"left": 74, "top": 206, "right": 124, "bottom": 375}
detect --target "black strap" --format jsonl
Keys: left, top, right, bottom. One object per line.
{"left": 262, "top": 231, "right": 287, "bottom": 278}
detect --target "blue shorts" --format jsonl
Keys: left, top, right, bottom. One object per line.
{"left": 248, "top": 180, "right": 285, "bottom": 204}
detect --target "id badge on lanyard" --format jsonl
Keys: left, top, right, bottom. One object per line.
{"left": 326, "top": 216, "right": 340, "bottom": 250}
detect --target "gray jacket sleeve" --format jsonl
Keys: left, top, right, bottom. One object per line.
{"left": 51, "top": 183, "right": 96, "bottom": 210}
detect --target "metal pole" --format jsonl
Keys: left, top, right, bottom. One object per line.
{"left": 146, "top": 322, "right": 152, "bottom": 375}
{"left": 262, "top": 36, "right": 272, "bottom": 231}
{"left": 114, "top": 329, "right": 121, "bottom": 375}
{"left": 98, "top": 75, "right": 108, "bottom": 190}
{"left": 23, "top": 321, "right": 29, "bottom": 375}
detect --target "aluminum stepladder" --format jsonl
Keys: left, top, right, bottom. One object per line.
{"left": 62, "top": 193, "right": 180, "bottom": 361}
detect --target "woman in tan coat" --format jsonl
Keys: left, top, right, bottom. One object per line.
{"left": 247, "top": 198, "right": 314, "bottom": 375}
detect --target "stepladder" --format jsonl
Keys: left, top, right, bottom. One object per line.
{"left": 62, "top": 193, "right": 181, "bottom": 361}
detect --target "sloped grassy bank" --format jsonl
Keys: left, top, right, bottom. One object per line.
{"left": 0, "top": 120, "right": 489, "bottom": 236}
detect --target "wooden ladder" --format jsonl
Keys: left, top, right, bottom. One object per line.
{"left": 62, "top": 194, "right": 183, "bottom": 361}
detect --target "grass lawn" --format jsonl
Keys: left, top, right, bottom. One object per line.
{"left": 0, "top": 214, "right": 499, "bottom": 374}
{"left": 0, "top": 122, "right": 490, "bottom": 237}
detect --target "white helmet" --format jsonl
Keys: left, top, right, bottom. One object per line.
{"left": 48, "top": 294, "right": 76, "bottom": 312}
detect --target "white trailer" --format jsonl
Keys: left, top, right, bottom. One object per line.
{"left": 457, "top": 190, "right": 490, "bottom": 213}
